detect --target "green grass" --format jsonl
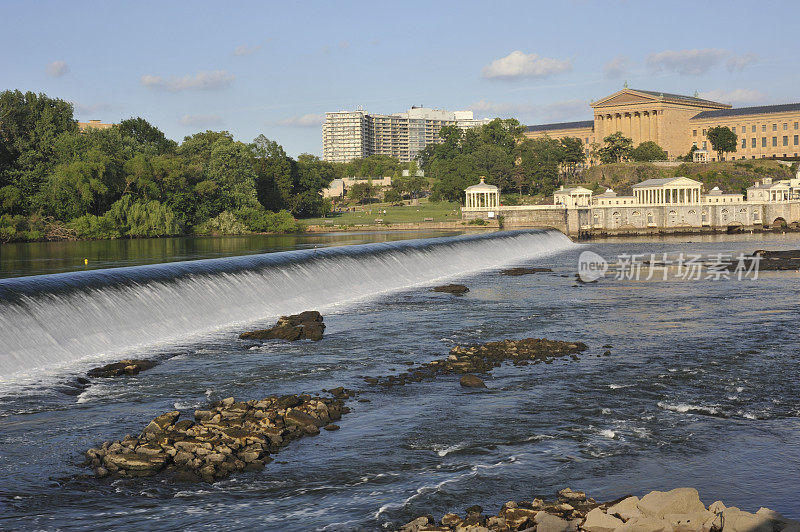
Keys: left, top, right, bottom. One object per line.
{"left": 303, "top": 199, "right": 462, "bottom": 226}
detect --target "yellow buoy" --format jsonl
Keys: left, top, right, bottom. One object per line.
{"left": 84, "top": 258, "right": 89, "bottom": 265}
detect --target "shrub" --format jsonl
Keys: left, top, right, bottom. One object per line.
{"left": 468, "top": 218, "right": 487, "bottom": 226}
{"left": 194, "top": 210, "right": 249, "bottom": 235}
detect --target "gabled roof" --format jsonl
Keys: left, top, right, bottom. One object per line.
{"left": 555, "top": 186, "right": 593, "bottom": 195}
{"left": 525, "top": 120, "right": 594, "bottom": 133}
{"left": 748, "top": 181, "right": 790, "bottom": 190}
{"left": 592, "top": 88, "right": 729, "bottom": 110}
{"left": 632, "top": 176, "right": 702, "bottom": 188}
{"left": 692, "top": 103, "right": 800, "bottom": 120}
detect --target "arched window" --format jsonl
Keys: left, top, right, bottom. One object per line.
{"left": 688, "top": 210, "right": 696, "bottom": 215}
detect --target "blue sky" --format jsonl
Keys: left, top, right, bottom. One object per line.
{"left": 3, "top": 0, "right": 799, "bottom": 157}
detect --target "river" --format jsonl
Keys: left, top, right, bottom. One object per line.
{"left": 0, "top": 230, "right": 799, "bottom": 530}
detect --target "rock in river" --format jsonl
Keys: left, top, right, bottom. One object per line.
{"left": 431, "top": 284, "right": 469, "bottom": 295}
{"left": 85, "top": 390, "right": 351, "bottom": 482}
{"left": 500, "top": 267, "right": 553, "bottom": 276}
{"left": 460, "top": 375, "right": 487, "bottom": 388}
{"left": 86, "top": 359, "right": 158, "bottom": 378}
{"left": 239, "top": 310, "right": 325, "bottom": 341}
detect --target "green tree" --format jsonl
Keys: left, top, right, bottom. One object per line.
{"left": 515, "top": 137, "right": 563, "bottom": 196}
{"left": 707, "top": 126, "right": 738, "bottom": 161}
{"left": 251, "top": 134, "right": 296, "bottom": 211}
{"left": 629, "top": 141, "right": 668, "bottom": 162}
{"left": 598, "top": 132, "right": 633, "bottom": 163}
{"left": 560, "top": 137, "right": 586, "bottom": 177}
{"left": 118, "top": 117, "right": 176, "bottom": 154}
{"left": 348, "top": 181, "right": 377, "bottom": 204}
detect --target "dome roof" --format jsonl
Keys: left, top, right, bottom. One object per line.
{"left": 465, "top": 177, "right": 498, "bottom": 192}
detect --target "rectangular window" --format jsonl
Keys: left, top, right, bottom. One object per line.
{"left": 795, "top": 122, "right": 799, "bottom": 130}
{"left": 742, "top": 138, "right": 746, "bottom": 148}
{"left": 702, "top": 141, "right": 707, "bottom": 149}
{"left": 752, "top": 138, "right": 757, "bottom": 148}
{"left": 773, "top": 124, "right": 777, "bottom": 131}
{"left": 773, "top": 137, "right": 778, "bottom": 147}
{"left": 702, "top": 129, "right": 706, "bottom": 136}
{"left": 762, "top": 124, "right": 767, "bottom": 132}
{"left": 693, "top": 130, "right": 697, "bottom": 137}
{"left": 795, "top": 135, "right": 799, "bottom": 145}
{"left": 784, "top": 123, "right": 788, "bottom": 130}
{"left": 752, "top": 125, "right": 756, "bottom": 132}
{"left": 783, "top": 136, "right": 789, "bottom": 146}
{"left": 762, "top": 137, "right": 767, "bottom": 147}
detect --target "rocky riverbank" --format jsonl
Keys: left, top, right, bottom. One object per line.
{"left": 85, "top": 389, "right": 351, "bottom": 482}
{"left": 399, "top": 487, "right": 800, "bottom": 532}
{"left": 364, "top": 338, "right": 587, "bottom": 387}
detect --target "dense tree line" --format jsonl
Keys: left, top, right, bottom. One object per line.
{"left": 0, "top": 90, "right": 341, "bottom": 242}
{"left": 419, "top": 118, "right": 588, "bottom": 202}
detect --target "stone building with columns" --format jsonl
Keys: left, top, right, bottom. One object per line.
{"left": 525, "top": 88, "right": 800, "bottom": 161}
{"left": 462, "top": 174, "right": 800, "bottom": 236}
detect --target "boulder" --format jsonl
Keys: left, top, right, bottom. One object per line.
{"left": 285, "top": 408, "right": 323, "bottom": 428}
{"left": 400, "top": 516, "right": 430, "bottom": 532}
{"left": 664, "top": 511, "right": 715, "bottom": 532}
{"left": 616, "top": 516, "right": 674, "bottom": 532}
{"left": 87, "top": 359, "right": 158, "bottom": 378}
{"left": 431, "top": 284, "right": 469, "bottom": 295}
{"left": 104, "top": 452, "right": 167, "bottom": 472}
{"left": 460, "top": 375, "right": 487, "bottom": 388}
{"left": 535, "top": 511, "right": 575, "bottom": 532}
{"left": 239, "top": 311, "right": 325, "bottom": 342}
{"left": 708, "top": 501, "right": 726, "bottom": 514}
{"left": 638, "top": 488, "right": 706, "bottom": 518}
{"left": 719, "top": 508, "right": 773, "bottom": 532}
{"left": 559, "top": 487, "right": 587, "bottom": 502}
{"left": 608, "top": 496, "right": 642, "bottom": 521}
{"left": 583, "top": 508, "right": 624, "bottom": 532}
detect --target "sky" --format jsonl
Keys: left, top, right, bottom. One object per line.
{"left": 3, "top": 0, "right": 799, "bottom": 157}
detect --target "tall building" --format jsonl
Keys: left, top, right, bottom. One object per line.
{"left": 322, "top": 107, "right": 490, "bottom": 163}
{"left": 525, "top": 88, "right": 800, "bottom": 161}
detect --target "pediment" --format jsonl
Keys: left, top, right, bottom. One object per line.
{"left": 592, "top": 90, "right": 658, "bottom": 108}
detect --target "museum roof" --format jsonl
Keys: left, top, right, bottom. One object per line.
{"left": 692, "top": 103, "right": 800, "bottom": 120}
{"left": 525, "top": 120, "right": 594, "bottom": 133}
{"left": 632, "top": 89, "right": 724, "bottom": 106}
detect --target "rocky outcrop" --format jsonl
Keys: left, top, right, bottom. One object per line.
{"left": 500, "top": 267, "right": 553, "bottom": 276}
{"left": 85, "top": 389, "right": 350, "bottom": 482}
{"left": 431, "top": 284, "right": 469, "bottom": 294}
{"left": 86, "top": 359, "right": 158, "bottom": 378}
{"left": 365, "top": 338, "right": 587, "bottom": 387}
{"left": 239, "top": 311, "right": 325, "bottom": 342}
{"left": 398, "top": 487, "right": 800, "bottom": 532}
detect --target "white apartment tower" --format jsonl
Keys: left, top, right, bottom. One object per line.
{"left": 322, "top": 107, "right": 491, "bottom": 163}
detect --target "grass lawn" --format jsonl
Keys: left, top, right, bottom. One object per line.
{"left": 302, "top": 199, "right": 462, "bottom": 226}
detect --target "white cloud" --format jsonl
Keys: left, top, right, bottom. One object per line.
{"left": 276, "top": 114, "right": 325, "bottom": 127}
{"left": 698, "top": 89, "right": 766, "bottom": 105}
{"left": 647, "top": 48, "right": 728, "bottom": 76}
{"left": 179, "top": 114, "right": 224, "bottom": 127}
{"left": 141, "top": 70, "right": 234, "bottom": 92}
{"left": 233, "top": 44, "right": 261, "bottom": 57}
{"left": 47, "top": 61, "right": 69, "bottom": 77}
{"left": 726, "top": 54, "right": 758, "bottom": 72}
{"left": 482, "top": 51, "right": 572, "bottom": 81}
{"left": 603, "top": 56, "right": 631, "bottom": 79}
{"left": 469, "top": 99, "right": 587, "bottom": 123}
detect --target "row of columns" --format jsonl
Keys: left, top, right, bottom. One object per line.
{"left": 770, "top": 190, "right": 790, "bottom": 202}
{"left": 465, "top": 190, "right": 499, "bottom": 209}
{"left": 633, "top": 187, "right": 701, "bottom": 205}
{"left": 596, "top": 110, "right": 659, "bottom": 146}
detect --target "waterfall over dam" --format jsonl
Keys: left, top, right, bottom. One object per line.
{"left": 0, "top": 230, "right": 573, "bottom": 377}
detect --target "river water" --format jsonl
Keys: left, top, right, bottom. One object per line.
{"left": 1, "top": 230, "right": 799, "bottom": 530}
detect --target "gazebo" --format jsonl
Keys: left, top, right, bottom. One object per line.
{"left": 464, "top": 177, "right": 499, "bottom": 210}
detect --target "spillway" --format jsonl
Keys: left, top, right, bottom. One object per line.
{"left": 0, "top": 229, "right": 573, "bottom": 377}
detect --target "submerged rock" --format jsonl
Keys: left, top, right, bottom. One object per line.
{"left": 460, "top": 375, "right": 487, "bottom": 388}
{"left": 365, "top": 338, "right": 588, "bottom": 388}
{"left": 85, "top": 389, "right": 351, "bottom": 483}
{"left": 431, "top": 284, "right": 469, "bottom": 295}
{"left": 500, "top": 267, "right": 553, "bottom": 276}
{"left": 86, "top": 359, "right": 158, "bottom": 378}
{"left": 239, "top": 310, "right": 325, "bottom": 342}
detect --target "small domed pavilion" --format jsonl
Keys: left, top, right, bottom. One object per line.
{"left": 464, "top": 177, "right": 499, "bottom": 210}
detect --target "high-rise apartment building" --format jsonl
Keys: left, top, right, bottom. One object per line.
{"left": 322, "top": 107, "right": 490, "bottom": 163}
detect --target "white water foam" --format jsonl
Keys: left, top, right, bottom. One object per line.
{"left": 657, "top": 402, "right": 722, "bottom": 416}
{"left": 0, "top": 230, "right": 574, "bottom": 380}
